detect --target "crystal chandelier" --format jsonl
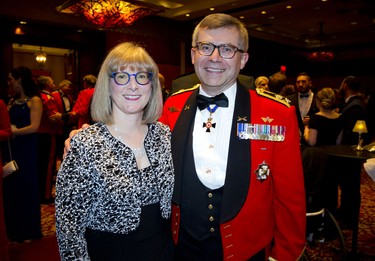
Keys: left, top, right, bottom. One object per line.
{"left": 35, "top": 47, "right": 47, "bottom": 66}
{"left": 56, "top": 0, "right": 163, "bottom": 29}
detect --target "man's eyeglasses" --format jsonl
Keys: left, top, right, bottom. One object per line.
{"left": 194, "top": 42, "right": 244, "bottom": 59}
{"left": 110, "top": 71, "right": 153, "bottom": 86}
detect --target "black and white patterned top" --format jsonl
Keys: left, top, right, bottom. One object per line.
{"left": 55, "top": 122, "right": 174, "bottom": 260}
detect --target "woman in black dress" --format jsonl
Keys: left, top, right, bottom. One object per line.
{"left": 4, "top": 66, "right": 43, "bottom": 242}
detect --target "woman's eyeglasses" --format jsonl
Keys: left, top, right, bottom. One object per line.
{"left": 110, "top": 71, "right": 153, "bottom": 86}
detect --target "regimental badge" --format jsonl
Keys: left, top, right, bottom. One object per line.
{"left": 255, "top": 161, "right": 270, "bottom": 182}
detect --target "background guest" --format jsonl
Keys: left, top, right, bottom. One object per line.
{"left": 37, "top": 75, "right": 62, "bottom": 203}
{"left": 304, "top": 87, "right": 344, "bottom": 147}
{"left": 50, "top": 79, "right": 75, "bottom": 170}
{"left": 335, "top": 75, "right": 368, "bottom": 227}
{"left": 69, "top": 74, "right": 97, "bottom": 128}
{"left": 0, "top": 98, "right": 12, "bottom": 260}
{"left": 303, "top": 87, "right": 344, "bottom": 215}
{"left": 339, "top": 75, "right": 368, "bottom": 145}
{"left": 268, "top": 70, "right": 286, "bottom": 94}
{"left": 4, "top": 66, "right": 43, "bottom": 242}
{"left": 279, "top": 84, "right": 296, "bottom": 97}
{"left": 254, "top": 75, "right": 269, "bottom": 90}
{"left": 287, "top": 72, "right": 319, "bottom": 140}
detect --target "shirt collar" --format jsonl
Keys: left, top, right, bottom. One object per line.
{"left": 199, "top": 82, "right": 237, "bottom": 109}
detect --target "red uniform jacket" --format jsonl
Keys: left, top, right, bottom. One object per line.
{"left": 51, "top": 91, "right": 64, "bottom": 114}
{"left": 159, "top": 83, "right": 306, "bottom": 260}
{"left": 71, "top": 88, "right": 94, "bottom": 128}
{"left": 39, "top": 91, "right": 62, "bottom": 135}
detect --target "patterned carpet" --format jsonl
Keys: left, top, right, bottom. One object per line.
{"left": 8, "top": 169, "right": 375, "bottom": 260}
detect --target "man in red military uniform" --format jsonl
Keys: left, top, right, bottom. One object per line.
{"left": 159, "top": 13, "right": 306, "bottom": 260}
{"left": 37, "top": 76, "right": 63, "bottom": 203}
{"left": 69, "top": 74, "right": 97, "bottom": 128}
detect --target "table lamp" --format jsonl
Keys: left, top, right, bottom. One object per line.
{"left": 352, "top": 120, "right": 368, "bottom": 150}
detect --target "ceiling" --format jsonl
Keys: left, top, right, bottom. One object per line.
{"left": 2, "top": 0, "right": 375, "bottom": 52}
{"left": 153, "top": 0, "right": 375, "bottom": 49}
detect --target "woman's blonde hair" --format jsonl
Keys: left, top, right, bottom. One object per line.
{"left": 316, "top": 87, "right": 335, "bottom": 110}
{"left": 91, "top": 42, "right": 162, "bottom": 124}
{"left": 254, "top": 76, "right": 269, "bottom": 88}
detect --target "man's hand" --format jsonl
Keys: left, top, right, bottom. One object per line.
{"left": 50, "top": 112, "right": 62, "bottom": 122}
{"left": 63, "top": 124, "right": 91, "bottom": 159}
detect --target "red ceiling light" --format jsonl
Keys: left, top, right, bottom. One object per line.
{"left": 305, "top": 22, "right": 335, "bottom": 62}
{"left": 56, "top": 0, "right": 163, "bottom": 28}
{"left": 307, "top": 50, "right": 335, "bottom": 62}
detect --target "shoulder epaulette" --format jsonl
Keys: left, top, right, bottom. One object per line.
{"left": 255, "top": 88, "right": 291, "bottom": 107}
{"left": 170, "top": 84, "right": 200, "bottom": 97}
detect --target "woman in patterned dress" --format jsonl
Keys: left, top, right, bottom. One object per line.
{"left": 55, "top": 42, "right": 174, "bottom": 261}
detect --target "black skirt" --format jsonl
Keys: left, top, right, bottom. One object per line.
{"left": 85, "top": 203, "right": 173, "bottom": 261}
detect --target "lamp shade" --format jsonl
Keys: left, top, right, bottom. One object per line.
{"left": 352, "top": 120, "right": 368, "bottom": 133}
{"left": 57, "top": 0, "right": 163, "bottom": 28}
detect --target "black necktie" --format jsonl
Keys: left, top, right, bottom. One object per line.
{"left": 197, "top": 93, "right": 229, "bottom": 110}
{"left": 300, "top": 93, "right": 309, "bottom": 98}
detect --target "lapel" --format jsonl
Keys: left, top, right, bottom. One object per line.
{"left": 171, "top": 89, "right": 199, "bottom": 204}
{"left": 288, "top": 93, "right": 299, "bottom": 108}
{"left": 220, "top": 83, "right": 251, "bottom": 223}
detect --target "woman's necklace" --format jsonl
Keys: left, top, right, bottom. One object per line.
{"left": 14, "top": 97, "right": 31, "bottom": 105}
{"left": 112, "top": 126, "right": 147, "bottom": 158}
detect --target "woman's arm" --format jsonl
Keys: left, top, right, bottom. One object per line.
{"left": 304, "top": 126, "right": 318, "bottom": 146}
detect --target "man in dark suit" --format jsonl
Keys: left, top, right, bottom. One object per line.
{"left": 286, "top": 72, "right": 318, "bottom": 140}
{"left": 335, "top": 76, "right": 368, "bottom": 227}
{"left": 160, "top": 13, "right": 305, "bottom": 260}
{"left": 339, "top": 76, "right": 367, "bottom": 145}
{"left": 171, "top": 72, "right": 254, "bottom": 94}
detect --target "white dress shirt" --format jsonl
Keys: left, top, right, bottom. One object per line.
{"left": 298, "top": 90, "right": 314, "bottom": 119}
{"left": 192, "top": 84, "right": 236, "bottom": 189}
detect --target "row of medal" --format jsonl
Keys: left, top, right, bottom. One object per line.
{"left": 237, "top": 123, "right": 286, "bottom": 141}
